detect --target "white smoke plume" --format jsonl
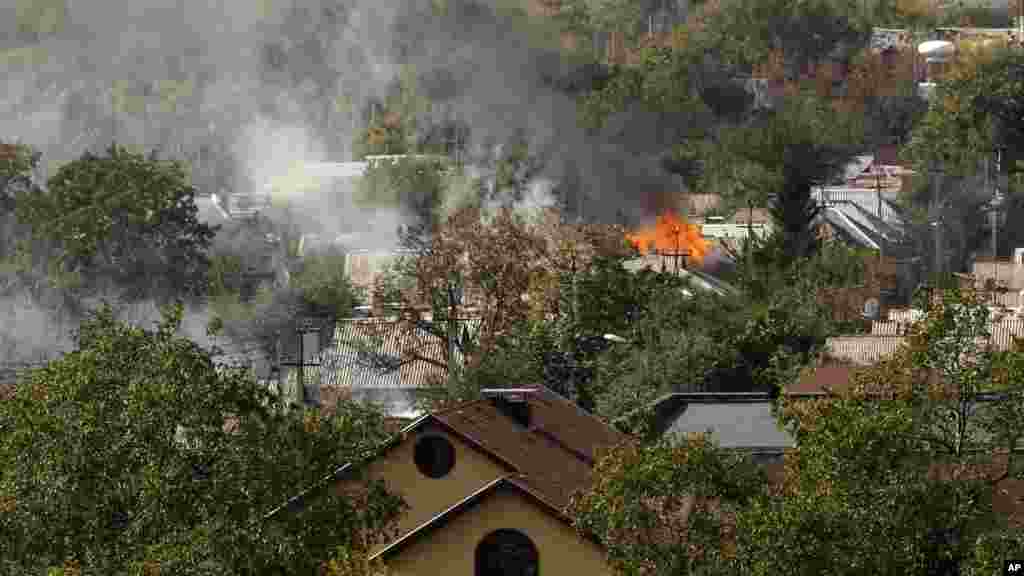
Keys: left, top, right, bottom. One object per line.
{"left": 1, "top": 0, "right": 685, "bottom": 366}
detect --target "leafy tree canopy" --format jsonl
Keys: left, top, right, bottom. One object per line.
{"left": 571, "top": 285, "right": 1024, "bottom": 576}
{"left": 14, "top": 143, "right": 218, "bottom": 303}
{"left": 0, "top": 302, "right": 405, "bottom": 575}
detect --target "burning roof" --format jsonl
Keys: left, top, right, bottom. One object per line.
{"left": 626, "top": 211, "right": 709, "bottom": 266}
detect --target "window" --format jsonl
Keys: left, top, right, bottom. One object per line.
{"left": 413, "top": 434, "right": 455, "bottom": 479}
{"left": 475, "top": 529, "right": 539, "bottom": 576}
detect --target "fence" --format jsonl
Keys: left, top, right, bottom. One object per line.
{"left": 830, "top": 319, "right": 1024, "bottom": 364}
{"left": 700, "top": 223, "right": 771, "bottom": 240}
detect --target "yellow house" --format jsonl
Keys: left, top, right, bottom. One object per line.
{"left": 273, "top": 386, "right": 628, "bottom": 576}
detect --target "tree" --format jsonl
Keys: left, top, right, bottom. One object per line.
{"left": 571, "top": 284, "right": 1024, "bottom": 576}
{"left": 14, "top": 143, "right": 218, "bottom": 303}
{"left": 902, "top": 43, "right": 1024, "bottom": 267}
{"left": 568, "top": 434, "right": 766, "bottom": 576}
{"left": 0, "top": 303, "right": 405, "bottom": 575}
{"left": 0, "top": 141, "right": 39, "bottom": 214}
{"left": 718, "top": 93, "right": 863, "bottom": 266}
{"left": 0, "top": 141, "right": 40, "bottom": 275}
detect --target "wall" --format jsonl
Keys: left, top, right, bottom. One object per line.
{"left": 335, "top": 424, "right": 510, "bottom": 556}
{"left": 384, "top": 487, "right": 612, "bottom": 576}
{"left": 972, "top": 259, "right": 1024, "bottom": 291}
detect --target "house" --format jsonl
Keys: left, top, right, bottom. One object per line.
{"left": 268, "top": 386, "right": 629, "bottom": 575}
{"left": 633, "top": 386, "right": 1024, "bottom": 528}
{"left": 622, "top": 254, "right": 737, "bottom": 297}
{"left": 310, "top": 317, "right": 483, "bottom": 418}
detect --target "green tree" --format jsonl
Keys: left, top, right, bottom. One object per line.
{"left": 0, "top": 303, "right": 405, "bottom": 575}
{"left": 719, "top": 94, "right": 862, "bottom": 266}
{"left": 14, "top": 144, "right": 218, "bottom": 303}
{"left": 0, "top": 141, "right": 39, "bottom": 214}
{"left": 0, "top": 142, "right": 40, "bottom": 274}
{"left": 572, "top": 284, "right": 1024, "bottom": 576}
{"left": 902, "top": 44, "right": 1024, "bottom": 267}
{"left": 291, "top": 250, "right": 363, "bottom": 318}
{"left": 568, "top": 434, "right": 766, "bottom": 575}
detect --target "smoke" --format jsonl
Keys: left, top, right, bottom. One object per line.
{"left": 1, "top": 0, "right": 687, "bottom": 366}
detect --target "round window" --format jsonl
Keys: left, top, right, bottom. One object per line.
{"left": 413, "top": 434, "right": 456, "bottom": 479}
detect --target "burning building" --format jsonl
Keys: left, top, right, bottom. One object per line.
{"left": 626, "top": 211, "right": 709, "bottom": 270}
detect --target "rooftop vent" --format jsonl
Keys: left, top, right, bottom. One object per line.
{"left": 481, "top": 388, "right": 536, "bottom": 428}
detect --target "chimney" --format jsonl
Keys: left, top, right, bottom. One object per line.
{"left": 481, "top": 388, "right": 536, "bottom": 427}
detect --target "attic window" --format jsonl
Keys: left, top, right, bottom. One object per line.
{"left": 414, "top": 434, "right": 455, "bottom": 479}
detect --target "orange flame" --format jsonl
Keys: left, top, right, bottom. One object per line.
{"left": 627, "top": 212, "right": 708, "bottom": 266}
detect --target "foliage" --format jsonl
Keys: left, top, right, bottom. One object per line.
{"left": 0, "top": 141, "right": 41, "bottom": 276}
{"left": 290, "top": 251, "right": 363, "bottom": 319}
{"left": 14, "top": 143, "right": 218, "bottom": 304}
{"left": 0, "top": 141, "right": 40, "bottom": 214}
{"left": 0, "top": 303, "right": 405, "bottom": 575}
{"left": 750, "top": 285, "right": 1024, "bottom": 575}
{"left": 572, "top": 285, "right": 1024, "bottom": 576}
{"left": 696, "top": 0, "right": 870, "bottom": 78}
{"left": 722, "top": 93, "right": 863, "bottom": 265}
{"left": 568, "top": 435, "right": 765, "bottom": 576}
{"left": 902, "top": 44, "right": 1024, "bottom": 178}
{"left": 357, "top": 157, "right": 449, "bottom": 231}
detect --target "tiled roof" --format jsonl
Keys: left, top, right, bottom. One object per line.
{"left": 313, "top": 318, "right": 482, "bottom": 415}
{"left": 825, "top": 335, "right": 907, "bottom": 364}
{"left": 430, "top": 391, "right": 625, "bottom": 509}
{"left": 790, "top": 363, "right": 858, "bottom": 394}
{"left": 265, "top": 385, "right": 630, "bottom": 520}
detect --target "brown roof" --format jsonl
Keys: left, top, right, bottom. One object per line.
{"left": 431, "top": 387, "right": 630, "bottom": 508}
{"left": 788, "top": 363, "right": 857, "bottom": 394}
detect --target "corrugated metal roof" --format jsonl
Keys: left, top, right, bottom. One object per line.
{"left": 813, "top": 187, "right": 905, "bottom": 229}
{"left": 313, "top": 318, "right": 482, "bottom": 414}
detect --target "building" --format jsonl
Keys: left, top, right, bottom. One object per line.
{"left": 628, "top": 386, "right": 1024, "bottom": 529}
{"left": 310, "top": 317, "right": 483, "bottom": 418}
{"left": 267, "top": 386, "right": 629, "bottom": 575}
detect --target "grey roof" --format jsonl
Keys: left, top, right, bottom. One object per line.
{"left": 663, "top": 396, "right": 796, "bottom": 452}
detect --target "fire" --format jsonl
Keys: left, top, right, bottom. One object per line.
{"left": 627, "top": 211, "right": 708, "bottom": 266}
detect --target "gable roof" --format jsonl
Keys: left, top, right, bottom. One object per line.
{"left": 433, "top": 387, "right": 630, "bottom": 507}
{"left": 264, "top": 385, "right": 629, "bottom": 520}
{"left": 368, "top": 474, "right": 587, "bottom": 562}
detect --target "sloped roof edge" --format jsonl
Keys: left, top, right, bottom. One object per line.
{"left": 369, "top": 474, "right": 583, "bottom": 562}
{"left": 262, "top": 407, "right": 521, "bottom": 521}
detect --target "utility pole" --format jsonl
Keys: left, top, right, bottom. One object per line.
{"left": 932, "top": 166, "right": 944, "bottom": 283}
{"left": 876, "top": 155, "right": 884, "bottom": 261}
{"left": 279, "top": 320, "right": 321, "bottom": 407}
{"left": 672, "top": 224, "right": 681, "bottom": 275}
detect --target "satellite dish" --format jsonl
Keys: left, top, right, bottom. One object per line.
{"left": 862, "top": 297, "right": 880, "bottom": 320}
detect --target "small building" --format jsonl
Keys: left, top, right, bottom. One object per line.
{"left": 310, "top": 317, "right": 482, "bottom": 418}
{"left": 628, "top": 385, "right": 1024, "bottom": 528}
{"left": 267, "top": 386, "right": 629, "bottom": 575}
